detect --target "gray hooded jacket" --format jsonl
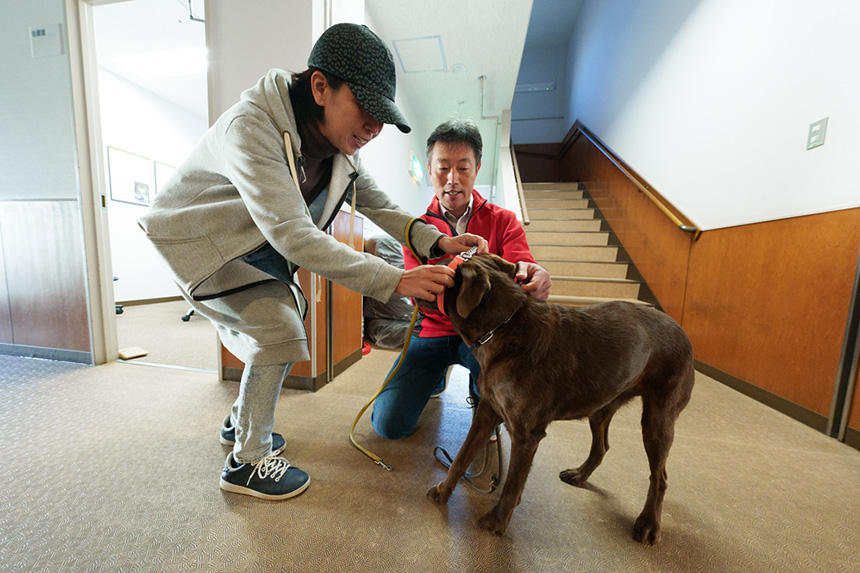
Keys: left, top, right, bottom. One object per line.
{"left": 138, "top": 69, "right": 441, "bottom": 308}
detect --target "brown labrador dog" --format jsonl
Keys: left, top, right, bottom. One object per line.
{"left": 426, "top": 254, "right": 694, "bottom": 544}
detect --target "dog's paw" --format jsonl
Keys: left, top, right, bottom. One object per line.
{"left": 632, "top": 514, "right": 662, "bottom": 545}
{"left": 426, "top": 483, "right": 451, "bottom": 504}
{"left": 559, "top": 468, "right": 589, "bottom": 487}
{"left": 477, "top": 511, "right": 507, "bottom": 536}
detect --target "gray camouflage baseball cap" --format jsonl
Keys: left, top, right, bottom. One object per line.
{"left": 308, "top": 23, "right": 411, "bottom": 133}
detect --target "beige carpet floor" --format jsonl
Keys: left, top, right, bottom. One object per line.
{"left": 0, "top": 341, "right": 858, "bottom": 572}
{"left": 115, "top": 299, "right": 219, "bottom": 372}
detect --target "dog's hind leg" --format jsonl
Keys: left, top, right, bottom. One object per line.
{"left": 632, "top": 396, "right": 677, "bottom": 545}
{"left": 559, "top": 400, "right": 622, "bottom": 486}
{"left": 427, "top": 401, "right": 501, "bottom": 504}
{"left": 477, "top": 426, "right": 545, "bottom": 535}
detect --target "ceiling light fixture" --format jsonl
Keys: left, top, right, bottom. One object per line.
{"left": 514, "top": 80, "right": 556, "bottom": 93}
{"left": 409, "top": 152, "right": 424, "bottom": 184}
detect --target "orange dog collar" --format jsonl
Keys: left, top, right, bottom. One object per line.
{"left": 437, "top": 246, "right": 478, "bottom": 315}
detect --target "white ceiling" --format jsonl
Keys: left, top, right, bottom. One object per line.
{"left": 93, "top": 0, "right": 584, "bottom": 136}
{"left": 523, "top": 0, "right": 584, "bottom": 48}
{"left": 366, "top": 0, "right": 534, "bottom": 130}
{"left": 93, "top": 0, "right": 207, "bottom": 117}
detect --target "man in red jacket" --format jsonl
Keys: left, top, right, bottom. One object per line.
{"left": 371, "top": 119, "right": 551, "bottom": 439}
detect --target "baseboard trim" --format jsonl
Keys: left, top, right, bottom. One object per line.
{"left": 117, "top": 296, "right": 184, "bottom": 306}
{"left": 284, "top": 372, "right": 327, "bottom": 392}
{"left": 845, "top": 427, "right": 860, "bottom": 449}
{"left": 221, "top": 365, "right": 329, "bottom": 392}
{"left": 333, "top": 349, "right": 363, "bottom": 378}
{"left": 695, "top": 360, "right": 829, "bottom": 433}
{"left": 0, "top": 343, "right": 92, "bottom": 364}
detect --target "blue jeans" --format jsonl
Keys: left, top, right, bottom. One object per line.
{"left": 371, "top": 334, "right": 480, "bottom": 439}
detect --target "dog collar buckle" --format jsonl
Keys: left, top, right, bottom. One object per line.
{"left": 436, "top": 246, "right": 479, "bottom": 315}
{"left": 476, "top": 331, "right": 494, "bottom": 345}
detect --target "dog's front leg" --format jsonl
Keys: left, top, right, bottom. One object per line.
{"left": 427, "top": 401, "right": 501, "bottom": 504}
{"left": 478, "top": 429, "right": 543, "bottom": 535}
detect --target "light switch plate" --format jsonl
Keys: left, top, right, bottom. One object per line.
{"left": 807, "top": 117, "right": 828, "bottom": 150}
{"left": 29, "top": 24, "right": 64, "bottom": 59}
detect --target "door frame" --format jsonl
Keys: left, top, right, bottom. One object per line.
{"left": 67, "top": 0, "right": 118, "bottom": 364}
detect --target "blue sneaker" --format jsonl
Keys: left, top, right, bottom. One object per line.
{"left": 220, "top": 452, "right": 310, "bottom": 500}
{"left": 219, "top": 415, "right": 286, "bottom": 456}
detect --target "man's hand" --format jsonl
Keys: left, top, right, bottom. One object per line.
{"left": 395, "top": 265, "right": 455, "bottom": 302}
{"left": 516, "top": 262, "right": 552, "bottom": 301}
{"left": 437, "top": 234, "right": 488, "bottom": 256}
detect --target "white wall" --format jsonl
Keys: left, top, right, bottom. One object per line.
{"left": 205, "top": 0, "right": 320, "bottom": 120}
{"left": 204, "top": 0, "right": 429, "bottom": 237}
{"left": 98, "top": 70, "right": 208, "bottom": 301}
{"left": 358, "top": 8, "right": 436, "bottom": 225}
{"left": 511, "top": 44, "right": 570, "bottom": 144}
{"left": 566, "top": 0, "right": 860, "bottom": 231}
{"left": 0, "top": 0, "right": 78, "bottom": 200}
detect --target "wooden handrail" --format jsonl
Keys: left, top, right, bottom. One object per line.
{"left": 510, "top": 143, "right": 529, "bottom": 226}
{"left": 566, "top": 122, "right": 700, "bottom": 238}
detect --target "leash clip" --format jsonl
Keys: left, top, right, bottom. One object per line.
{"left": 375, "top": 459, "right": 392, "bottom": 471}
{"left": 459, "top": 245, "right": 478, "bottom": 261}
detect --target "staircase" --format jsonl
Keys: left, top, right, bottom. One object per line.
{"left": 522, "top": 182, "right": 648, "bottom": 307}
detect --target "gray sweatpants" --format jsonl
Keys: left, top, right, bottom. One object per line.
{"left": 181, "top": 280, "right": 310, "bottom": 463}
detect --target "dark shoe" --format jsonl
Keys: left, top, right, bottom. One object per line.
{"left": 220, "top": 452, "right": 310, "bottom": 500}
{"left": 220, "top": 415, "right": 285, "bottom": 456}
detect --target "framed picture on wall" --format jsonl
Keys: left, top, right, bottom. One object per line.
{"left": 153, "top": 161, "right": 177, "bottom": 196}
{"left": 107, "top": 146, "right": 153, "bottom": 206}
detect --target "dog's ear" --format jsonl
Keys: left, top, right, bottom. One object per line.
{"left": 455, "top": 263, "right": 491, "bottom": 318}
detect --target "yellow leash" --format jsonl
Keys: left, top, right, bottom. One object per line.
{"left": 349, "top": 219, "right": 424, "bottom": 471}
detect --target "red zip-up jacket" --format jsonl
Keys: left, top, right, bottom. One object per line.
{"left": 404, "top": 189, "right": 537, "bottom": 338}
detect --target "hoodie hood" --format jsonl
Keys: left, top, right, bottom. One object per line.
{"left": 239, "top": 69, "right": 302, "bottom": 153}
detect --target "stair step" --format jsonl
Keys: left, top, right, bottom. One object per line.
{"left": 549, "top": 276, "right": 641, "bottom": 299}
{"left": 525, "top": 198, "right": 589, "bottom": 209}
{"left": 539, "top": 260, "right": 629, "bottom": 279}
{"left": 532, "top": 245, "right": 618, "bottom": 261}
{"left": 548, "top": 294, "right": 651, "bottom": 307}
{"left": 526, "top": 219, "right": 601, "bottom": 232}
{"left": 523, "top": 181, "right": 650, "bottom": 307}
{"left": 523, "top": 190, "right": 584, "bottom": 200}
{"left": 526, "top": 230, "right": 609, "bottom": 246}
{"left": 522, "top": 182, "right": 581, "bottom": 191}
{"left": 529, "top": 208, "right": 595, "bottom": 220}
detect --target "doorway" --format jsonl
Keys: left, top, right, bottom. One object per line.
{"left": 87, "top": 0, "right": 214, "bottom": 370}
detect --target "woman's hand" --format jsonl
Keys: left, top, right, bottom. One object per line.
{"left": 437, "top": 234, "right": 488, "bottom": 256}
{"left": 395, "top": 265, "right": 455, "bottom": 301}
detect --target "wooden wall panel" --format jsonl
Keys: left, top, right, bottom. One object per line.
{"left": 219, "top": 210, "right": 364, "bottom": 389}
{"left": 512, "top": 143, "right": 562, "bottom": 182}
{"left": 220, "top": 344, "right": 243, "bottom": 371}
{"left": 683, "top": 209, "right": 860, "bottom": 417}
{"left": 288, "top": 268, "right": 327, "bottom": 378}
{"left": 330, "top": 212, "right": 364, "bottom": 369}
{"left": 561, "top": 136, "right": 692, "bottom": 322}
{"left": 0, "top": 201, "right": 90, "bottom": 351}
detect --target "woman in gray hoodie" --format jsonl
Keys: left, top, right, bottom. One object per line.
{"left": 139, "top": 23, "right": 486, "bottom": 500}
